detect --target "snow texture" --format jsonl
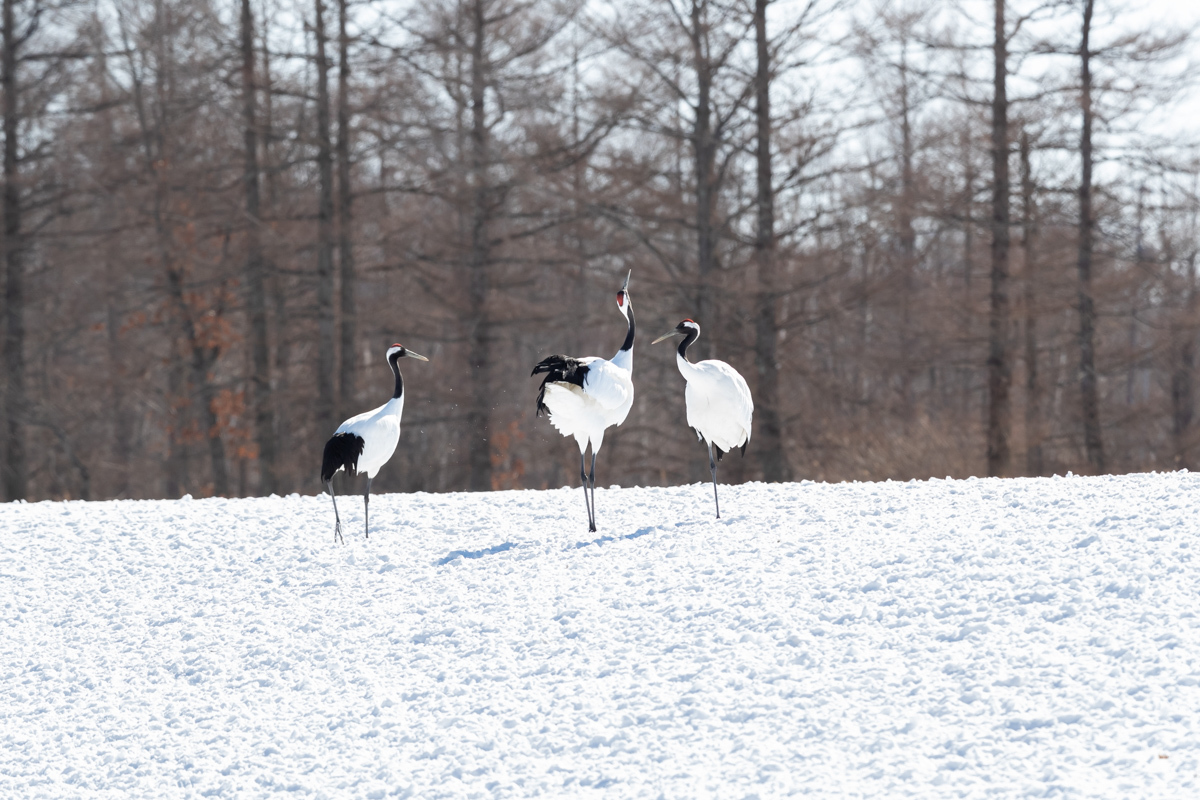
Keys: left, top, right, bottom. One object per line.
{"left": 2, "top": 473, "right": 1198, "bottom": 798}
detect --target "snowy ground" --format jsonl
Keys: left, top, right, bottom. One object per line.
{"left": 1, "top": 473, "right": 1198, "bottom": 798}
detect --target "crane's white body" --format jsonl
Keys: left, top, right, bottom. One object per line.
{"left": 654, "top": 318, "right": 754, "bottom": 518}
{"left": 333, "top": 396, "right": 403, "bottom": 478}
{"left": 541, "top": 349, "right": 634, "bottom": 455}
{"left": 676, "top": 352, "right": 753, "bottom": 453}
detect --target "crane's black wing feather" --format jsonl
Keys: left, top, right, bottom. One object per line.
{"left": 321, "top": 432, "right": 365, "bottom": 482}
{"left": 531, "top": 354, "right": 590, "bottom": 417}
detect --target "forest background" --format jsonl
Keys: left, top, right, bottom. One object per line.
{"left": 1, "top": 0, "right": 1198, "bottom": 502}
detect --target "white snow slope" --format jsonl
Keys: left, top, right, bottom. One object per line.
{"left": 2, "top": 473, "right": 1199, "bottom": 799}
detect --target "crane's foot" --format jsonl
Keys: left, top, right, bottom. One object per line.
{"left": 334, "top": 520, "right": 345, "bottom": 546}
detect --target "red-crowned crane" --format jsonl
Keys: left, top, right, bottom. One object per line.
{"left": 653, "top": 319, "right": 753, "bottom": 518}
{"left": 321, "top": 343, "right": 428, "bottom": 544}
{"left": 531, "top": 271, "right": 635, "bottom": 532}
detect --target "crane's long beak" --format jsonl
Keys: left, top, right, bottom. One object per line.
{"left": 404, "top": 350, "right": 430, "bottom": 361}
{"left": 652, "top": 331, "right": 682, "bottom": 345}
{"left": 621, "top": 270, "right": 631, "bottom": 291}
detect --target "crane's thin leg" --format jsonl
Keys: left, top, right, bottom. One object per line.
{"left": 363, "top": 476, "right": 372, "bottom": 539}
{"left": 708, "top": 442, "right": 720, "bottom": 519}
{"left": 580, "top": 450, "right": 595, "bottom": 532}
{"left": 328, "top": 479, "right": 345, "bottom": 545}
{"left": 588, "top": 450, "right": 598, "bottom": 532}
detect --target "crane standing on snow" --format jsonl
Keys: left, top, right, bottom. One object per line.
{"left": 653, "top": 319, "right": 753, "bottom": 518}
{"left": 321, "top": 343, "right": 429, "bottom": 544}
{"left": 531, "top": 271, "right": 636, "bottom": 532}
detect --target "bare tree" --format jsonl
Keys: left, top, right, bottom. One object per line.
{"left": 1171, "top": 250, "right": 1198, "bottom": 467}
{"left": 314, "top": 0, "right": 336, "bottom": 435}
{"left": 603, "top": 0, "right": 750, "bottom": 361}
{"left": 986, "top": 0, "right": 1012, "bottom": 476}
{"left": 686, "top": 0, "right": 725, "bottom": 358}
{"left": 2, "top": 0, "right": 28, "bottom": 500}
{"left": 465, "top": 0, "right": 493, "bottom": 492}
{"left": 1075, "top": 0, "right": 1104, "bottom": 472}
{"left": 336, "top": 0, "right": 356, "bottom": 415}
{"left": 1018, "top": 128, "right": 1044, "bottom": 475}
{"left": 241, "top": 0, "right": 276, "bottom": 493}
{"left": 751, "top": 0, "right": 790, "bottom": 481}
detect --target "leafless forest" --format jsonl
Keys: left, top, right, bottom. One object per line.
{"left": 0, "top": 0, "right": 1196, "bottom": 501}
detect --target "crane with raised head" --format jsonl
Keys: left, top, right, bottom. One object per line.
{"left": 532, "top": 272, "right": 635, "bottom": 532}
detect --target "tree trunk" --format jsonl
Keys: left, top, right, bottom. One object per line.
{"left": 260, "top": 15, "right": 290, "bottom": 492}
{"left": 897, "top": 35, "right": 917, "bottom": 414}
{"left": 241, "top": 0, "right": 276, "bottom": 494}
{"left": 105, "top": 277, "right": 132, "bottom": 497}
{"left": 184, "top": 308, "right": 230, "bottom": 496}
{"left": 314, "top": 0, "right": 337, "bottom": 435}
{"left": 467, "top": 0, "right": 493, "bottom": 491}
{"left": 751, "top": 0, "right": 790, "bottom": 482}
{"left": 960, "top": 127, "right": 975, "bottom": 413}
{"left": 1173, "top": 253, "right": 1197, "bottom": 467}
{"left": 1076, "top": 0, "right": 1105, "bottom": 473}
{"left": 691, "top": 0, "right": 717, "bottom": 361}
{"left": 336, "top": 0, "right": 356, "bottom": 416}
{"left": 94, "top": 43, "right": 132, "bottom": 497}
{"left": 986, "top": 0, "right": 1012, "bottom": 477}
{"left": 1019, "top": 130, "right": 1043, "bottom": 476}
{"left": 261, "top": 0, "right": 277, "bottom": 210}
{"left": 2, "top": 0, "right": 27, "bottom": 501}
{"left": 165, "top": 359, "right": 188, "bottom": 496}
{"left": 270, "top": 267, "right": 291, "bottom": 491}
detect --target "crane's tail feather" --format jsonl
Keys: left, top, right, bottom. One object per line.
{"left": 532, "top": 354, "right": 588, "bottom": 417}
{"left": 321, "top": 433, "right": 365, "bottom": 483}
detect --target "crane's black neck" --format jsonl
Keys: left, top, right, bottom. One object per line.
{"left": 388, "top": 354, "right": 405, "bottom": 400}
{"left": 619, "top": 301, "right": 635, "bottom": 353}
{"left": 677, "top": 327, "right": 699, "bottom": 363}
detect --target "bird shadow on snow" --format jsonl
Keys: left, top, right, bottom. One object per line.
{"left": 436, "top": 541, "right": 516, "bottom": 566}
{"left": 573, "top": 526, "right": 655, "bottom": 550}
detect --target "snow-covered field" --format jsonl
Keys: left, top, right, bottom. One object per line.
{"left": 2, "top": 473, "right": 1198, "bottom": 798}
